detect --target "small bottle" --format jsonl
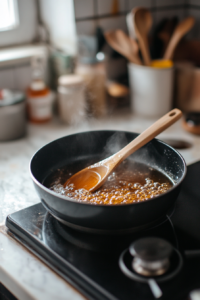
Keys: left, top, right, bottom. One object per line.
{"left": 27, "top": 56, "right": 53, "bottom": 123}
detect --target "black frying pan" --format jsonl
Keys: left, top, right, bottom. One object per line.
{"left": 30, "top": 130, "right": 186, "bottom": 234}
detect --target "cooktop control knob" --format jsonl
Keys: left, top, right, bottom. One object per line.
{"left": 129, "top": 237, "right": 173, "bottom": 276}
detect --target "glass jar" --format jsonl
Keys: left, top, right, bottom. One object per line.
{"left": 57, "top": 74, "right": 85, "bottom": 124}
{"left": 75, "top": 60, "right": 107, "bottom": 117}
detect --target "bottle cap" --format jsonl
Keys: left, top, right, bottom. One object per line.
{"left": 31, "top": 80, "right": 46, "bottom": 91}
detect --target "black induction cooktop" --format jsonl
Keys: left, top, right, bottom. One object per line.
{"left": 6, "top": 162, "right": 200, "bottom": 300}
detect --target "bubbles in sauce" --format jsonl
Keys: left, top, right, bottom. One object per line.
{"left": 45, "top": 160, "right": 173, "bottom": 205}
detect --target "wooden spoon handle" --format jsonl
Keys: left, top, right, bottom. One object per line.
{"left": 137, "top": 35, "right": 151, "bottom": 66}
{"left": 109, "top": 109, "right": 182, "bottom": 166}
{"left": 129, "top": 39, "right": 143, "bottom": 65}
{"left": 163, "top": 17, "right": 195, "bottom": 60}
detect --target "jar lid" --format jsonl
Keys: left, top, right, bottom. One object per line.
{"left": 0, "top": 89, "right": 25, "bottom": 107}
{"left": 58, "top": 74, "right": 84, "bottom": 87}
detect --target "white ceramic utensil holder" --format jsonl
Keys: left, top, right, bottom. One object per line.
{"left": 128, "top": 63, "right": 174, "bottom": 117}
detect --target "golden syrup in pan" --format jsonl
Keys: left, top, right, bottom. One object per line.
{"left": 46, "top": 160, "right": 173, "bottom": 205}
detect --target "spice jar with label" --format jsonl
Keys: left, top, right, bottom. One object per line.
{"left": 27, "top": 56, "right": 54, "bottom": 123}
{"left": 57, "top": 74, "right": 85, "bottom": 124}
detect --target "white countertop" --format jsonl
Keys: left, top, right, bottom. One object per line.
{"left": 0, "top": 112, "right": 200, "bottom": 300}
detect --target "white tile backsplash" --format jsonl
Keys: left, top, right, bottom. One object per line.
{"left": 128, "top": 0, "right": 152, "bottom": 10}
{"left": 74, "top": 0, "right": 94, "bottom": 19}
{"left": 0, "top": 68, "right": 15, "bottom": 89}
{"left": 97, "top": 0, "right": 127, "bottom": 15}
{"left": 13, "top": 65, "right": 32, "bottom": 91}
{"left": 0, "top": 64, "right": 32, "bottom": 91}
{"left": 155, "top": 0, "right": 186, "bottom": 7}
{"left": 98, "top": 15, "right": 127, "bottom": 32}
{"left": 76, "top": 19, "right": 96, "bottom": 35}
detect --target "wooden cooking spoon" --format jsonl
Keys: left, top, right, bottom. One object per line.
{"left": 163, "top": 16, "right": 195, "bottom": 60}
{"left": 64, "top": 109, "right": 182, "bottom": 192}
{"left": 133, "top": 7, "right": 152, "bottom": 66}
{"left": 104, "top": 30, "right": 142, "bottom": 65}
{"left": 158, "top": 17, "right": 178, "bottom": 54}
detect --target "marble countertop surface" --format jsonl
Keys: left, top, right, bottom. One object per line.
{"left": 0, "top": 112, "right": 200, "bottom": 300}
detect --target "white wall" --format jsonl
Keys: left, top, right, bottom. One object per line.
{"left": 39, "top": 0, "right": 77, "bottom": 55}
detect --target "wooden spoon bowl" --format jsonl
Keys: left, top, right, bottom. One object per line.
{"left": 104, "top": 30, "right": 142, "bottom": 65}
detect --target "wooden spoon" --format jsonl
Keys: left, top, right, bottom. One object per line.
{"left": 158, "top": 17, "right": 178, "bottom": 55}
{"left": 64, "top": 109, "right": 182, "bottom": 192}
{"left": 104, "top": 30, "right": 142, "bottom": 65}
{"left": 133, "top": 7, "right": 152, "bottom": 66}
{"left": 163, "top": 16, "right": 195, "bottom": 60}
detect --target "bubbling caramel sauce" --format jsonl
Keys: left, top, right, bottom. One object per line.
{"left": 46, "top": 160, "right": 173, "bottom": 205}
